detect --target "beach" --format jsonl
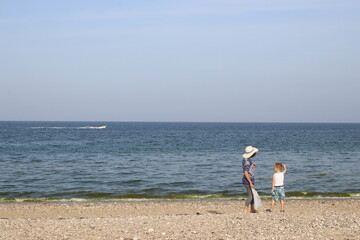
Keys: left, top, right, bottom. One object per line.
{"left": 1, "top": 199, "right": 359, "bottom": 240}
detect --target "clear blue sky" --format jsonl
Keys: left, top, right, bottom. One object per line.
{"left": 1, "top": 0, "right": 359, "bottom": 122}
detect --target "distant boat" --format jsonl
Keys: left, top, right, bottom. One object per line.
{"left": 98, "top": 125, "right": 107, "bottom": 129}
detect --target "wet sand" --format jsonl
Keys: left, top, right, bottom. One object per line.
{"left": 0, "top": 199, "right": 359, "bottom": 240}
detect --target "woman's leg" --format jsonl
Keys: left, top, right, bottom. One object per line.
{"left": 250, "top": 190, "right": 255, "bottom": 213}
{"left": 243, "top": 185, "right": 253, "bottom": 213}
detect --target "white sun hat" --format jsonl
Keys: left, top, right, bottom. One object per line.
{"left": 243, "top": 146, "right": 259, "bottom": 159}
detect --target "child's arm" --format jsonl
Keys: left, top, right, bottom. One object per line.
{"left": 271, "top": 174, "right": 275, "bottom": 193}
{"left": 283, "top": 164, "right": 287, "bottom": 174}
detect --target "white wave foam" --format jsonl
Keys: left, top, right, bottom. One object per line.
{"left": 78, "top": 126, "right": 107, "bottom": 129}
{"left": 30, "top": 125, "right": 107, "bottom": 129}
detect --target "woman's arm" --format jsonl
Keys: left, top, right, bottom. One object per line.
{"left": 283, "top": 164, "right": 287, "bottom": 174}
{"left": 244, "top": 171, "right": 254, "bottom": 188}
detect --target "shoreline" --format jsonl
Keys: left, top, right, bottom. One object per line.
{"left": 1, "top": 199, "right": 359, "bottom": 239}
{"left": 1, "top": 195, "right": 360, "bottom": 205}
{"left": 2, "top": 191, "right": 358, "bottom": 204}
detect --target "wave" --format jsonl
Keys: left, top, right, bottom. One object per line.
{"left": 30, "top": 125, "right": 107, "bottom": 129}
{"left": 1, "top": 192, "right": 359, "bottom": 203}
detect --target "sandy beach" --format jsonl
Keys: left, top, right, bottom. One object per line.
{"left": 0, "top": 199, "right": 359, "bottom": 240}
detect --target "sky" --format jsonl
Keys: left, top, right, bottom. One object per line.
{"left": 1, "top": 0, "right": 359, "bottom": 122}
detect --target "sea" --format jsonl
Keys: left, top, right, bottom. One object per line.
{"left": 0, "top": 121, "right": 359, "bottom": 202}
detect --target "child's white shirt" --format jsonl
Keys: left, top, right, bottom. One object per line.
{"left": 274, "top": 172, "right": 284, "bottom": 186}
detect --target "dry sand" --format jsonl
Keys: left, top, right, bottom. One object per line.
{"left": 0, "top": 199, "right": 359, "bottom": 240}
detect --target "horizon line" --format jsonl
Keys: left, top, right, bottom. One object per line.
{"left": 0, "top": 120, "right": 359, "bottom": 124}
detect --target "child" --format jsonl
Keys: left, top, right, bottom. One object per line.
{"left": 266, "top": 163, "right": 287, "bottom": 212}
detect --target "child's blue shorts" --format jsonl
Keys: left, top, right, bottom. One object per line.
{"left": 272, "top": 186, "right": 285, "bottom": 201}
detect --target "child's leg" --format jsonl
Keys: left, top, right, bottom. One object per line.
{"left": 270, "top": 200, "right": 276, "bottom": 210}
{"left": 279, "top": 186, "right": 285, "bottom": 211}
{"left": 270, "top": 187, "right": 279, "bottom": 211}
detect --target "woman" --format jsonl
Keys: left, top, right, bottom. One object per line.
{"left": 242, "top": 146, "right": 258, "bottom": 213}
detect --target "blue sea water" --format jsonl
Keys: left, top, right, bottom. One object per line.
{"left": 0, "top": 121, "right": 359, "bottom": 202}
